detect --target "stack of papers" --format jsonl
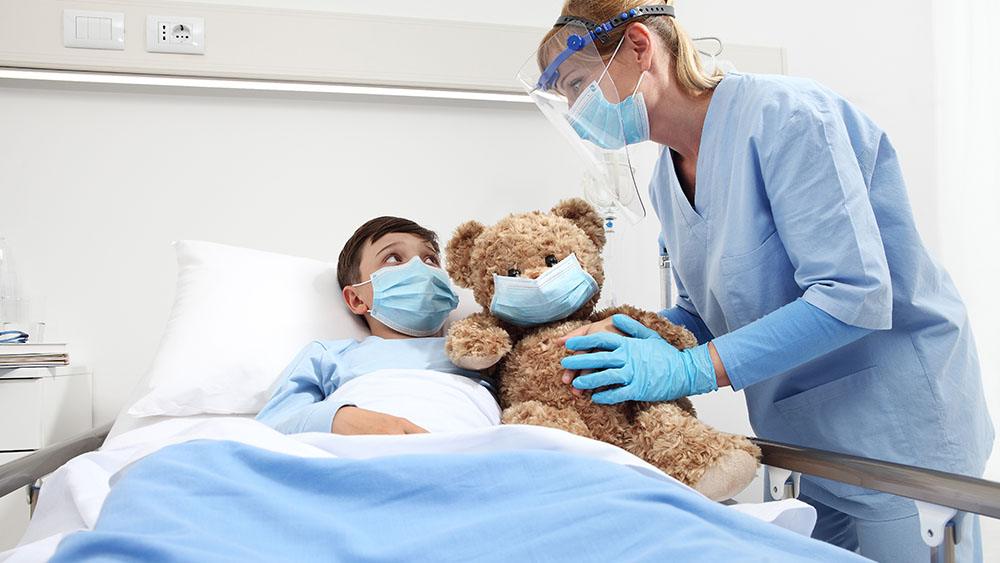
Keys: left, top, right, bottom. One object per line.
{"left": 0, "top": 343, "right": 69, "bottom": 367}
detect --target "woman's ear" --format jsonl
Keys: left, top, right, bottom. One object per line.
{"left": 551, "top": 198, "right": 607, "bottom": 250}
{"left": 342, "top": 284, "right": 369, "bottom": 315}
{"left": 625, "top": 23, "right": 655, "bottom": 72}
{"left": 446, "top": 221, "right": 485, "bottom": 288}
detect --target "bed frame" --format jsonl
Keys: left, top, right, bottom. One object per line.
{"left": 1, "top": 426, "right": 997, "bottom": 562}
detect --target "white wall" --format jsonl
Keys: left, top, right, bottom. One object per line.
{"left": 0, "top": 0, "right": 568, "bottom": 423}
{"left": 191, "top": 0, "right": 561, "bottom": 27}
{"left": 932, "top": 0, "right": 1000, "bottom": 555}
{"left": 0, "top": 80, "right": 583, "bottom": 421}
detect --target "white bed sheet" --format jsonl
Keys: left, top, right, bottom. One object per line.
{"left": 1, "top": 417, "right": 816, "bottom": 562}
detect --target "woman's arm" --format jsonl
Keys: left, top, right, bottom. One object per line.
{"left": 712, "top": 298, "right": 872, "bottom": 390}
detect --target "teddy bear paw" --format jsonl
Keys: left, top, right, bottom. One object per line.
{"left": 692, "top": 449, "right": 759, "bottom": 501}
{"left": 452, "top": 353, "right": 506, "bottom": 371}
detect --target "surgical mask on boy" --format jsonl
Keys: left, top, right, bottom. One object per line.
{"left": 490, "top": 254, "right": 598, "bottom": 327}
{"left": 353, "top": 256, "right": 459, "bottom": 337}
{"left": 568, "top": 71, "right": 649, "bottom": 150}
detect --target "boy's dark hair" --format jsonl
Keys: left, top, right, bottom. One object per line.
{"left": 337, "top": 216, "right": 440, "bottom": 289}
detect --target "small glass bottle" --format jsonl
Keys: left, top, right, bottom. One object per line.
{"left": 0, "top": 237, "right": 16, "bottom": 326}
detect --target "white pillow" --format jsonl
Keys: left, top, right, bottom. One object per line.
{"left": 128, "top": 240, "right": 369, "bottom": 417}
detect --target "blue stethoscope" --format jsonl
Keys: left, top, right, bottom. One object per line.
{"left": 0, "top": 330, "right": 28, "bottom": 343}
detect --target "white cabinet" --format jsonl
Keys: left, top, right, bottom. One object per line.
{"left": 0, "top": 381, "right": 43, "bottom": 450}
{"left": 0, "top": 366, "right": 92, "bottom": 551}
{"left": 0, "top": 452, "right": 31, "bottom": 551}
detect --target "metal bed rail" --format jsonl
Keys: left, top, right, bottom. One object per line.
{"left": 753, "top": 438, "right": 1000, "bottom": 563}
{"left": 753, "top": 438, "right": 1000, "bottom": 520}
{"left": 0, "top": 423, "right": 112, "bottom": 499}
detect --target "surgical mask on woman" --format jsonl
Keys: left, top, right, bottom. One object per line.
{"left": 490, "top": 254, "right": 598, "bottom": 326}
{"left": 568, "top": 70, "right": 649, "bottom": 150}
{"left": 352, "top": 256, "right": 459, "bottom": 337}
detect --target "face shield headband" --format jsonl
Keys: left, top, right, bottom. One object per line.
{"left": 535, "top": 4, "right": 675, "bottom": 93}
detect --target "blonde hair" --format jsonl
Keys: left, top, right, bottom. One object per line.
{"left": 540, "top": 0, "right": 722, "bottom": 94}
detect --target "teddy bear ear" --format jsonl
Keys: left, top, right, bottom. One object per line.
{"left": 445, "top": 220, "right": 486, "bottom": 288}
{"left": 551, "top": 198, "right": 607, "bottom": 250}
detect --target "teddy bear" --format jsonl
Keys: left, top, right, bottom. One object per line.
{"left": 444, "top": 198, "right": 759, "bottom": 500}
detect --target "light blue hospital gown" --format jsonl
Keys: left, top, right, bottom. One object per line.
{"left": 256, "top": 337, "right": 491, "bottom": 434}
{"left": 650, "top": 72, "right": 993, "bottom": 558}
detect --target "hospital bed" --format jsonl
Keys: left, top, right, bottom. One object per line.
{"left": 2, "top": 240, "right": 997, "bottom": 561}
{"left": 2, "top": 420, "right": 998, "bottom": 562}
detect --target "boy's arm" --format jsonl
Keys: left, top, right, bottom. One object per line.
{"left": 256, "top": 341, "right": 355, "bottom": 434}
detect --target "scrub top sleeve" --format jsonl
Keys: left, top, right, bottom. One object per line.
{"left": 762, "top": 107, "right": 892, "bottom": 330}
{"left": 255, "top": 340, "right": 353, "bottom": 434}
{"left": 660, "top": 305, "right": 714, "bottom": 345}
{"left": 714, "top": 298, "right": 872, "bottom": 390}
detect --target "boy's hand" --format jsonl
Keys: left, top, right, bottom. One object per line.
{"left": 331, "top": 406, "right": 428, "bottom": 435}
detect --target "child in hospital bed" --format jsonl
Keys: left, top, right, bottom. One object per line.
{"left": 256, "top": 217, "right": 499, "bottom": 435}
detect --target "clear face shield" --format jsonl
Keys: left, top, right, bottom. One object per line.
{"left": 516, "top": 20, "right": 647, "bottom": 223}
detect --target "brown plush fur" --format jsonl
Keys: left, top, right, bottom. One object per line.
{"left": 445, "top": 198, "right": 760, "bottom": 500}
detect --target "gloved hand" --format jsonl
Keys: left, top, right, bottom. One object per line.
{"left": 561, "top": 314, "right": 718, "bottom": 404}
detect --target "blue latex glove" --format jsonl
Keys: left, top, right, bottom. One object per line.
{"left": 561, "top": 314, "right": 718, "bottom": 404}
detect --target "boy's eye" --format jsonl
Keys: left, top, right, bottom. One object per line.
{"left": 384, "top": 254, "right": 401, "bottom": 264}
{"left": 424, "top": 255, "right": 440, "bottom": 267}
{"left": 545, "top": 255, "right": 559, "bottom": 267}
{"left": 507, "top": 268, "right": 521, "bottom": 277}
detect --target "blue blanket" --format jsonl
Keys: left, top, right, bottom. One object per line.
{"left": 52, "top": 440, "right": 866, "bottom": 562}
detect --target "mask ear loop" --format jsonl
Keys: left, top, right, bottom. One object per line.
{"left": 595, "top": 34, "right": 628, "bottom": 95}
{"left": 631, "top": 70, "right": 647, "bottom": 97}
{"left": 595, "top": 33, "right": 647, "bottom": 103}
{"left": 349, "top": 278, "right": 374, "bottom": 314}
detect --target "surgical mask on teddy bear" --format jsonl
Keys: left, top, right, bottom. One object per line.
{"left": 352, "top": 256, "right": 459, "bottom": 337}
{"left": 490, "top": 253, "right": 598, "bottom": 327}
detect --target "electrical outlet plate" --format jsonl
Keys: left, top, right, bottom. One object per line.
{"left": 146, "top": 15, "right": 205, "bottom": 55}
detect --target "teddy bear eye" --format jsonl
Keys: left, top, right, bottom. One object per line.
{"left": 507, "top": 268, "right": 521, "bottom": 277}
{"left": 545, "top": 255, "right": 559, "bottom": 267}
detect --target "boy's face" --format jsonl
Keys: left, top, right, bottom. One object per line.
{"left": 343, "top": 232, "right": 443, "bottom": 337}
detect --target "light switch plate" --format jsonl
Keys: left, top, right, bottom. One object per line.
{"left": 63, "top": 10, "right": 125, "bottom": 50}
{"left": 146, "top": 15, "right": 205, "bottom": 55}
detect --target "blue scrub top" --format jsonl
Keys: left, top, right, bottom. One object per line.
{"left": 650, "top": 72, "right": 994, "bottom": 518}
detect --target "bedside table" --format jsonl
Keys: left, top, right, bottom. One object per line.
{"left": 0, "top": 365, "right": 93, "bottom": 551}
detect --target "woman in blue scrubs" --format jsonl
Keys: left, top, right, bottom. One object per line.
{"left": 527, "top": 2, "right": 994, "bottom": 561}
